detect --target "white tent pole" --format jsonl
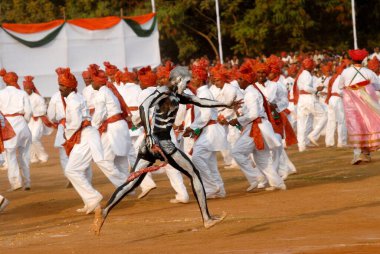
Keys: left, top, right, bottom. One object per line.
{"left": 151, "top": 0, "right": 156, "bottom": 13}
{"left": 215, "top": 0, "right": 223, "bottom": 64}
{"left": 351, "top": 0, "right": 358, "bottom": 49}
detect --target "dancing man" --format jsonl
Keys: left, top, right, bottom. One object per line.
{"left": 93, "top": 66, "right": 241, "bottom": 234}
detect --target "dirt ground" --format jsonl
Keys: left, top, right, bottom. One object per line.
{"left": 1, "top": 133, "right": 380, "bottom": 254}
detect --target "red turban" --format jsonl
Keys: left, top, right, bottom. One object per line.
{"left": 156, "top": 61, "right": 174, "bottom": 80}
{"left": 348, "top": 49, "right": 368, "bottom": 62}
{"left": 0, "top": 68, "right": 20, "bottom": 88}
{"left": 103, "top": 61, "right": 119, "bottom": 77}
{"left": 56, "top": 67, "right": 77, "bottom": 89}
{"left": 91, "top": 69, "right": 108, "bottom": 86}
{"left": 255, "top": 62, "right": 270, "bottom": 74}
{"left": 302, "top": 58, "right": 314, "bottom": 69}
{"left": 281, "top": 51, "right": 287, "bottom": 57}
{"left": 368, "top": 56, "right": 379, "bottom": 73}
{"left": 121, "top": 68, "right": 137, "bottom": 83}
{"left": 138, "top": 66, "right": 157, "bottom": 87}
{"left": 191, "top": 58, "right": 209, "bottom": 82}
{"left": 239, "top": 61, "right": 255, "bottom": 84}
{"left": 287, "top": 64, "right": 298, "bottom": 76}
{"left": 268, "top": 63, "right": 281, "bottom": 74}
{"left": 213, "top": 66, "right": 230, "bottom": 83}
{"left": 82, "top": 70, "right": 91, "bottom": 79}
{"left": 23, "top": 75, "right": 40, "bottom": 95}
{"left": 321, "top": 63, "right": 332, "bottom": 75}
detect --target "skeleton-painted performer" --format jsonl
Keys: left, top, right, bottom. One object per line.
{"left": 93, "top": 66, "right": 241, "bottom": 234}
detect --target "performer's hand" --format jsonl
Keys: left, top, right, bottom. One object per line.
{"left": 316, "top": 86, "right": 324, "bottom": 91}
{"left": 228, "top": 99, "right": 243, "bottom": 110}
{"left": 145, "top": 134, "right": 157, "bottom": 150}
{"left": 183, "top": 127, "right": 195, "bottom": 137}
{"left": 229, "top": 118, "right": 240, "bottom": 126}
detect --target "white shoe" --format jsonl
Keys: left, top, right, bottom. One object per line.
{"left": 138, "top": 186, "right": 156, "bottom": 199}
{"left": 76, "top": 205, "right": 88, "bottom": 213}
{"left": 169, "top": 198, "right": 189, "bottom": 204}
{"left": 265, "top": 184, "right": 286, "bottom": 191}
{"left": 7, "top": 185, "right": 22, "bottom": 192}
{"left": 246, "top": 182, "right": 258, "bottom": 192}
{"left": 307, "top": 135, "right": 319, "bottom": 147}
{"left": 0, "top": 197, "right": 9, "bottom": 212}
{"left": 351, "top": 155, "right": 362, "bottom": 165}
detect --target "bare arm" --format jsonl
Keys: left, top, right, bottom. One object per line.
{"left": 178, "top": 93, "right": 229, "bottom": 108}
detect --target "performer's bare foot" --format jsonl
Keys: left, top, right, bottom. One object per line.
{"left": 203, "top": 211, "right": 227, "bottom": 229}
{"left": 92, "top": 206, "right": 106, "bottom": 236}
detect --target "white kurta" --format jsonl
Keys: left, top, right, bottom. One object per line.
{"left": 325, "top": 75, "right": 347, "bottom": 147}
{"left": 190, "top": 85, "right": 227, "bottom": 151}
{"left": 232, "top": 85, "right": 284, "bottom": 189}
{"left": 47, "top": 91, "right": 66, "bottom": 148}
{"left": 296, "top": 70, "right": 327, "bottom": 150}
{"left": 92, "top": 86, "right": 131, "bottom": 157}
{"left": 81, "top": 85, "right": 96, "bottom": 112}
{"left": 0, "top": 86, "right": 32, "bottom": 148}
{"left": 122, "top": 82, "right": 143, "bottom": 137}
{"left": 0, "top": 86, "right": 32, "bottom": 189}
{"left": 28, "top": 92, "right": 52, "bottom": 141}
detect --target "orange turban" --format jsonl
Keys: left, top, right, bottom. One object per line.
{"left": 138, "top": 66, "right": 157, "bottom": 87}
{"left": 0, "top": 68, "right": 20, "bottom": 88}
{"left": 82, "top": 70, "right": 91, "bottom": 79}
{"left": 121, "top": 68, "right": 137, "bottom": 83}
{"left": 91, "top": 69, "right": 108, "bottom": 86}
{"left": 213, "top": 66, "right": 230, "bottom": 83}
{"left": 23, "top": 75, "right": 40, "bottom": 95}
{"left": 229, "top": 66, "right": 240, "bottom": 81}
{"left": 348, "top": 49, "right": 368, "bottom": 62}
{"left": 255, "top": 62, "right": 270, "bottom": 74}
{"left": 281, "top": 51, "right": 287, "bottom": 57}
{"left": 239, "top": 61, "right": 255, "bottom": 84}
{"left": 56, "top": 67, "right": 77, "bottom": 89}
{"left": 367, "top": 56, "right": 379, "bottom": 73}
{"left": 287, "top": 64, "right": 298, "bottom": 76}
{"left": 103, "top": 61, "right": 119, "bottom": 77}
{"left": 302, "top": 58, "right": 314, "bottom": 69}
{"left": 156, "top": 61, "right": 174, "bottom": 80}
{"left": 191, "top": 58, "right": 209, "bottom": 82}
{"left": 321, "top": 63, "right": 332, "bottom": 75}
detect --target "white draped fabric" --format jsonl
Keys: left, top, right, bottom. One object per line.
{"left": 0, "top": 18, "right": 160, "bottom": 97}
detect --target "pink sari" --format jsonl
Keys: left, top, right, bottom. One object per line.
{"left": 343, "top": 82, "right": 380, "bottom": 151}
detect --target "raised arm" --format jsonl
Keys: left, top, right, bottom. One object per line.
{"left": 178, "top": 93, "right": 229, "bottom": 108}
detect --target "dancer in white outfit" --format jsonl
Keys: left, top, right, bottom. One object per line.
{"left": 0, "top": 69, "right": 32, "bottom": 191}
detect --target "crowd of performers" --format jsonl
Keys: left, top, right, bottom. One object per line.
{"left": 0, "top": 48, "right": 380, "bottom": 233}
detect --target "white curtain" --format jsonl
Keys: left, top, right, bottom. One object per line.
{"left": 0, "top": 19, "right": 161, "bottom": 97}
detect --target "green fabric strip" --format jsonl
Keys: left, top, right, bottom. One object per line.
{"left": 2, "top": 23, "right": 65, "bottom": 48}
{"left": 124, "top": 16, "right": 156, "bottom": 37}
{"left": 1, "top": 16, "right": 156, "bottom": 48}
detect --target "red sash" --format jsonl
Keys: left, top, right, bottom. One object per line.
{"left": 98, "top": 113, "right": 124, "bottom": 135}
{"left": 4, "top": 113, "right": 24, "bottom": 117}
{"left": 62, "top": 120, "right": 91, "bottom": 156}
{"left": 249, "top": 117, "right": 265, "bottom": 150}
{"left": 347, "top": 80, "right": 370, "bottom": 90}
{"left": 32, "top": 115, "right": 56, "bottom": 128}
{"left": 106, "top": 82, "right": 132, "bottom": 128}
{"left": 0, "top": 116, "right": 16, "bottom": 153}
{"left": 189, "top": 120, "right": 217, "bottom": 155}
{"left": 292, "top": 68, "right": 304, "bottom": 105}
{"left": 279, "top": 111, "right": 297, "bottom": 147}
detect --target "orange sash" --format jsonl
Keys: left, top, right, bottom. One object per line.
{"left": 62, "top": 120, "right": 91, "bottom": 156}
{"left": 189, "top": 120, "right": 217, "bottom": 155}
{"left": 0, "top": 117, "right": 16, "bottom": 153}
{"left": 32, "top": 115, "right": 56, "bottom": 128}
{"left": 249, "top": 117, "right": 265, "bottom": 150}
{"left": 98, "top": 113, "right": 124, "bottom": 135}
{"left": 279, "top": 111, "right": 297, "bottom": 147}
{"left": 106, "top": 82, "right": 132, "bottom": 128}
